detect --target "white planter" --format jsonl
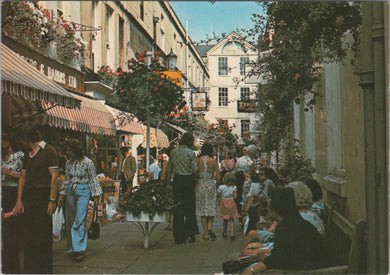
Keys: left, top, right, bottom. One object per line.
{"left": 126, "top": 211, "right": 167, "bottom": 222}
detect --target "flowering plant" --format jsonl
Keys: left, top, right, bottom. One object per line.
{"left": 108, "top": 50, "right": 185, "bottom": 123}
{"left": 97, "top": 65, "right": 118, "bottom": 88}
{"left": 204, "top": 118, "right": 239, "bottom": 155}
{"left": 119, "top": 180, "right": 176, "bottom": 219}
{"left": 2, "top": 1, "right": 85, "bottom": 62}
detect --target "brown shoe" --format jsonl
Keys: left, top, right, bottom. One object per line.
{"left": 74, "top": 252, "right": 85, "bottom": 262}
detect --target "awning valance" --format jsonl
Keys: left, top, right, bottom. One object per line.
{"left": 1, "top": 43, "right": 80, "bottom": 109}
{"left": 43, "top": 94, "right": 116, "bottom": 136}
{"left": 103, "top": 104, "right": 143, "bottom": 134}
{"left": 142, "top": 126, "right": 170, "bottom": 148}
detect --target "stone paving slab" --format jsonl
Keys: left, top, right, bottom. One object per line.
{"left": 53, "top": 218, "right": 244, "bottom": 274}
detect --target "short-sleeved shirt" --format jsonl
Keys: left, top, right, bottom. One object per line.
{"left": 22, "top": 141, "right": 58, "bottom": 188}
{"left": 166, "top": 145, "right": 199, "bottom": 176}
{"left": 217, "top": 184, "right": 237, "bottom": 199}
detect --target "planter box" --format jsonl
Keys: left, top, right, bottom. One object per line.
{"left": 126, "top": 211, "right": 167, "bottom": 222}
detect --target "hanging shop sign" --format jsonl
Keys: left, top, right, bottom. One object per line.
{"left": 3, "top": 37, "right": 84, "bottom": 93}
{"left": 191, "top": 92, "right": 207, "bottom": 111}
{"left": 237, "top": 100, "right": 257, "bottom": 113}
{"left": 161, "top": 71, "right": 182, "bottom": 87}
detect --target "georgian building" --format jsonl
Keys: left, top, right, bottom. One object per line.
{"left": 39, "top": 1, "right": 209, "bottom": 104}
{"left": 197, "top": 32, "right": 260, "bottom": 143}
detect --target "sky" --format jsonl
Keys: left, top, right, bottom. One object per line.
{"left": 170, "top": 1, "right": 264, "bottom": 43}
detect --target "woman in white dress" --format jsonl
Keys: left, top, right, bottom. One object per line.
{"left": 195, "top": 143, "right": 220, "bottom": 240}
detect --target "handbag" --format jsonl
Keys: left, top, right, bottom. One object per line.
{"left": 87, "top": 203, "right": 100, "bottom": 240}
{"left": 222, "top": 255, "right": 258, "bottom": 274}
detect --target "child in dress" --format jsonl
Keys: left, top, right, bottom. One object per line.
{"left": 217, "top": 172, "right": 241, "bottom": 240}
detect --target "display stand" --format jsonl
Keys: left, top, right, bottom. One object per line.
{"left": 126, "top": 211, "right": 167, "bottom": 248}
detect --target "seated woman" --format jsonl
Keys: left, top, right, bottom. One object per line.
{"left": 304, "top": 178, "right": 329, "bottom": 222}
{"left": 241, "top": 186, "right": 325, "bottom": 274}
{"left": 240, "top": 181, "right": 325, "bottom": 256}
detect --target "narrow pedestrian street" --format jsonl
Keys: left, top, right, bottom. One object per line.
{"left": 53, "top": 218, "right": 242, "bottom": 274}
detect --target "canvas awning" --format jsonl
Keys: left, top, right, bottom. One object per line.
{"left": 1, "top": 43, "right": 80, "bottom": 109}
{"left": 141, "top": 126, "right": 170, "bottom": 148}
{"left": 43, "top": 94, "right": 116, "bottom": 136}
{"left": 103, "top": 104, "right": 144, "bottom": 134}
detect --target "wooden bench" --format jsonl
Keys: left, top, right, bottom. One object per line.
{"left": 264, "top": 210, "right": 366, "bottom": 274}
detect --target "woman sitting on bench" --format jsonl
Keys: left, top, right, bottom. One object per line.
{"left": 241, "top": 186, "right": 325, "bottom": 274}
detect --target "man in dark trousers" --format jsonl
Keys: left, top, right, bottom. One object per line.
{"left": 121, "top": 148, "right": 136, "bottom": 195}
{"left": 13, "top": 123, "right": 59, "bottom": 274}
{"left": 166, "top": 132, "right": 199, "bottom": 244}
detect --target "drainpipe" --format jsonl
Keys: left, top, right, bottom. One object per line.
{"left": 371, "top": 2, "right": 388, "bottom": 273}
{"left": 359, "top": 2, "right": 388, "bottom": 273}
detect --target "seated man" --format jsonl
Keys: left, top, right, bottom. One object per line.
{"left": 240, "top": 181, "right": 325, "bottom": 256}
{"left": 241, "top": 186, "right": 325, "bottom": 274}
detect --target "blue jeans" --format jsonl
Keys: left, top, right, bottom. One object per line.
{"left": 66, "top": 184, "right": 91, "bottom": 254}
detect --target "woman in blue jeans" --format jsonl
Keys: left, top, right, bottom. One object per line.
{"left": 58, "top": 139, "right": 102, "bottom": 262}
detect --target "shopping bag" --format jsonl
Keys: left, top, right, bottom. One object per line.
{"left": 53, "top": 207, "right": 65, "bottom": 242}
{"left": 85, "top": 201, "right": 94, "bottom": 231}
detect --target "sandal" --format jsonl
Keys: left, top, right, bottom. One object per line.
{"left": 231, "top": 235, "right": 236, "bottom": 240}
{"left": 202, "top": 234, "right": 209, "bottom": 240}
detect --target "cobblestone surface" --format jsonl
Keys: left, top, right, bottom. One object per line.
{"left": 53, "top": 218, "right": 244, "bottom": 274}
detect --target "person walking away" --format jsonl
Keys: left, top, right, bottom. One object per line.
{"left": 195, "top": 142, "right": 220, "bottom": 241}
{"left": 149, "top": 156, "right": 161, "bottom": 181}
{"left": 217, "top": 172, "right": 241, "bottom": 240}
{"left": 220, "top": 151, "right": 235, "bottom": 181}
{"left": 235, "top": 146, "right": 253, "bottom": 216}
{"left": 166, "top": 132, "right": 199, "bottom": 244}
{"left": 13, "top": 123, "right": 59, "bottom": 274}
{"left": 121, "top": 148, "right": 136, "bottom": 195}
{"left": 58, "top": 138, "right": 103, "bottom": 262}
{"left": 1, "top": 130, "right": 24, "bottom": 273}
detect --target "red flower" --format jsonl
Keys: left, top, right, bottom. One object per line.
{"left": 153, "top": 87, "right": 158, "bottom": 91}
{"left": 335, "top": 16, "right": 344, "bottom": 25}
{"left": 109, "top": 73, "right": 113, "bottom": 76}
{"left": 158, "top": 81, "right": 163, "bottom": 86}
{"left": 120, "top": 89, "right": 124, "bottom": 93}
{"left": 294, "top": 73, "right": 301, "bottom": 80}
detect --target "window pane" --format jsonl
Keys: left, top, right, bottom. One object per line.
{"left": 218, "top": 57, "right": 228, "bottom": 76}
{"left": 218, "top": 88, "right": 228, "bottom": 106}
{"left": 240, "top": 87, "right": 250, "bottom": 100}
{"left": 241, "top": 120, "right": 250, "bottom": 137}
{"left": 240, "top": 57, "right": 249, "bottom": 75}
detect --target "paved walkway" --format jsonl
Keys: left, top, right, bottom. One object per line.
{"left": 53, "top": 218, "right": 244, "bottom": 274}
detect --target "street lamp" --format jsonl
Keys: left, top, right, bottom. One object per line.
{"left": 166, "top": 48, "right": 177, "bottom": 70}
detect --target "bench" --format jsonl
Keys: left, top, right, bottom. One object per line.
{"left": 263, "top": 209, "right": 367, "bottom": 274}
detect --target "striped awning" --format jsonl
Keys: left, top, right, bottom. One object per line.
{"left": 1, "top": 43, "right": 80, "bottom": 109}
{"left": 103, "top": 104, "right": 144, "bottom": 134}
{"left": 43, "top": 94, "right": 116, "bottom": 136}
{"left": 142, "top": 126, "right": 170, "bottom": 148}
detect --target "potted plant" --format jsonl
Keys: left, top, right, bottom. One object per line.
{"left": 119, "top": 180, "right": 176, "bottom": 222}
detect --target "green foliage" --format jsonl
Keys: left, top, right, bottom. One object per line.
{"left": 204, "top": 119, "right": 239, "bottom": 156}
{"left": 277, "top": 135, "right": 316, "bottom": 183}
{"left": 2, "top": 1, "right": 85, "bottom": 62}
{"left": 255, "top": 2, "right": 361, "bottom": 152}
{"left": 108, "top": 50, "right": 185, "bottom": 123}
{"left": 119, "top": 180, "right": 176, "bottom": 218}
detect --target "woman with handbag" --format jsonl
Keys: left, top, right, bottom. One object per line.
{"left": 58, "top": 138, "right": 102, "bottom": 262}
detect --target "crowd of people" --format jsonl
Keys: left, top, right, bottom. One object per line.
{"left": 2, "top": 125, "right": 330, "bottom": 274}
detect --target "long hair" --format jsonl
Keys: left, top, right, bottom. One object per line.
{"left": 199, "top": 142, "right": 213, "bottom": 157}
{"left": 66, "top": 138, "right": 84, "bottom": 161}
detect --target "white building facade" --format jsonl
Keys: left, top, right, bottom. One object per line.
{"left": 199, "top": 32, "right": 259, "bottom": 142}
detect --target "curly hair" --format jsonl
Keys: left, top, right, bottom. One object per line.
{"left": 200, "top": 142, "right": 213, "bottom": 157}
